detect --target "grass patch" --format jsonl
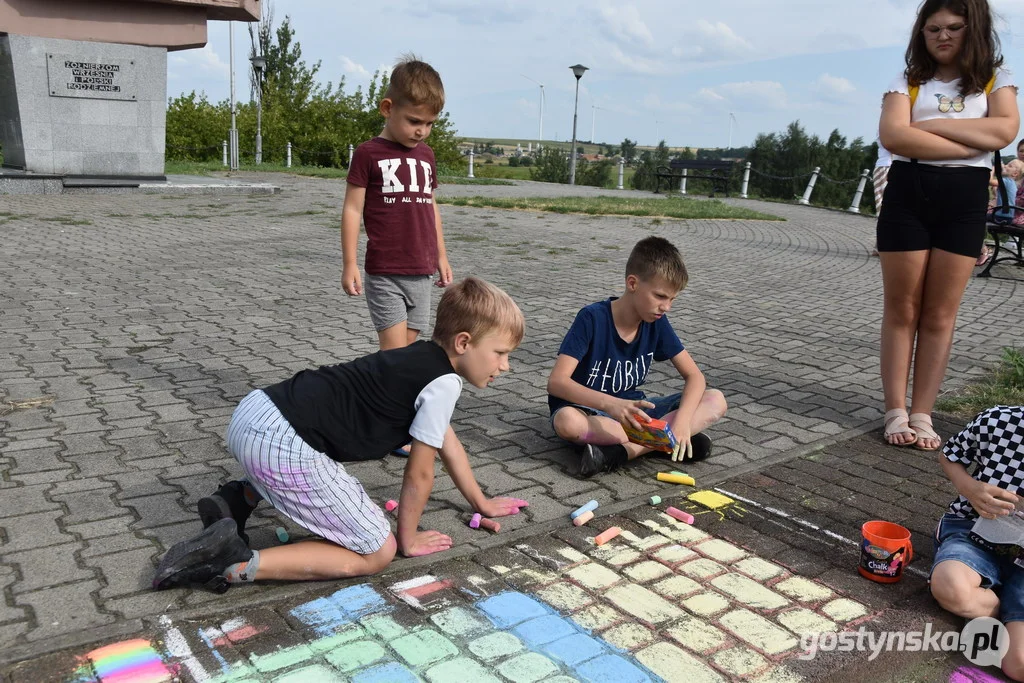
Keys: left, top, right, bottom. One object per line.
{"left": 278, "top": 209, "right": 329, "bottom": 217}
{"left": 40, "top": 217, "right": 92, "bottom": 225}
{"left": 434, "top": 195, "right": 782, "bottom": 221}
{"left": 106, "top": 213, "right": 132, "bottom": 218}
{"left": 448, "top": 233, "right": 489, "bottom": 242}
{"left": 937, "top": 347, "right": 1024, "bottom": 418}
{"left": 165, "top": 159, "right": 350, "bottom": 179}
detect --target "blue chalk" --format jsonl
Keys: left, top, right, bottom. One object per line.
{"left": 275, "top": 527, "right": 289, "bottom": 543}
{"left": 570, "top": 500, "right": 599, "bottom": 520}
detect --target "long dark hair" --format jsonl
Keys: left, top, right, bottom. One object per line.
{"left": 905, "top": 0, "right": 1002, "bottom": 95}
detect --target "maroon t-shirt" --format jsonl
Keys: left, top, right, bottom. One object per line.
{"left": 347, "top": 137, "right": 439, "bottom": 275}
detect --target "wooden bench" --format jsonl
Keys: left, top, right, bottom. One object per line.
{"left": 977, "top": 208, "right": 1024, "bottom": 278}
{"left": 654, "top": 159, "right": 734, "bottom": 197}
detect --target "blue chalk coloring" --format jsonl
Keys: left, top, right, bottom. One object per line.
{"left": 570, "top": 500, "right": 599, "bottom": 520}
{"left": 275, "top": 527, "right": 289, "bottom": 543}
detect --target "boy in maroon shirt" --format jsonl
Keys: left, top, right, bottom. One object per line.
{"left": 341, "top": 56, "right": 453, "bottom": 353}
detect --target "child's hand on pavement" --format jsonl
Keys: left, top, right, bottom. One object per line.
{"left": 342, "top": 265, "right": 362, "bottom": 296}
{"left": 477, "top": 497, "right": 529, "bottom": 518}
{"left": 966, "top": 480, "right": 1018, "bottom": 519}
{"left": 399, "top": 530, "right": 453, "bottom": 557}
{"left": 610, "top": 399, "right": 654, "bottom": 430}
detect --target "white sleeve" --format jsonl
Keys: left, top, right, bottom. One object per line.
{"left": 408, "top": 374, "right": 463, "bottom": 449}
{"left": 884, "top": 73, "right": 909, "bottom": 98}
{"left": 993, "top": 66, "right": 1017, "bottom": 95}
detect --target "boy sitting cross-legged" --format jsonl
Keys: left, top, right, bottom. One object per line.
{"left": 547, "top": 236, "right": 727, "bottom": 478}
{"left": 153, "top": 277, "right": 528, "bottom": 592}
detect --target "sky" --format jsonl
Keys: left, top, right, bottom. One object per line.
{"left": 167, "top": 0, "right": 1024, "bottom": 152}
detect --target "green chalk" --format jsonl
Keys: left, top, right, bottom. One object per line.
{"left": 649, "top": 495, "right": 662, "bottom": 505}
{"left": 276, "top": 526, "right": 289, "bottom": 543}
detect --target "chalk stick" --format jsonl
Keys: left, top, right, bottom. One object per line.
{"left": 479, "top": 517, "right": 501, "bottom": 533}
{"left": 385, "top": 500, "right": 399, "bottom": 512}
{"left": 469, "top": 513, "right": 482, "bottom": 529}
{"left": 595, "top": 527, "right": 622, "bottom": 546}
{"left": 275, "top": 527, "right": 289, "bottom": 543}
{"left": 665, "top": 507, "right": 694, "bottom": 524}
{"left": 572, "top": 510, "right": 595, "bottom": 526}
{"left": 649, "top": 495, "right": 662, "bottom": 505}
{"left": 657, "top": 472, "right": 695, "bottom": 486}
{"left": 570, "top": 500, "right": 599, "bottom": 520}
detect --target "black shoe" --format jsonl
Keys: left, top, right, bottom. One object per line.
{"left": 688, "top": 432, "right": 713, "bottom": 462}
{"left": 578, "top": 443, "right": 629, "bottom": 479}
{"left": 198, "top": 480, "right": 257, "bottom": 545}
{"left": 153, "top": 518, "right": 253, "bottom": 593}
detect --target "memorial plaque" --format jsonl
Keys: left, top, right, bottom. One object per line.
{"left": 46, "top": 53, "right": 138, "bottom": 101}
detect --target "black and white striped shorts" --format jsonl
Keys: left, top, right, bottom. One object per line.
{"left": 226, "top": 390, "right": 391, "bottom": 555}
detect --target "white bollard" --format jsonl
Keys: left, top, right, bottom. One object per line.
{"left": 286, "top": 142, "right": 292, "bottom": 168}
{"left": 847, "top": 168, "right": 870, "bottom": 213}
{"left": 680, "top": 168, "right": 687, "bottom": 195}
{"left": 740, "top": 161, "right": 751, "bottom": 199}
{"left": 222, "top": 140, "right": 228, "bottom": 167}
{"left": 617, "top": 158, "right": 625, "bottom": 190}
{"left": 348, "top": 143, "right": 354, "bottom": 168}
{"left": 468, "top": 149, "right": 475, "bottom": 178}
{"left": 799, "top": 167, "right": 820, "bottom": 205}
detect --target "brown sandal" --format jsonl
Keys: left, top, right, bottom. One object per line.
{"left": 908, "top": 413, "right": 941, "bottom": 451}
{"left": 883, "top": 409, "right": 918, "bottom": 447}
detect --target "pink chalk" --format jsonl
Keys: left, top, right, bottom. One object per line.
{"left": 666, "top": 506, "right": 694, "bottom": 524}
{"left": 385, "top": 500, "right": 398, "bottom": 512}
{"left": 595, "top": 527, "right": 622, "bottom": 546}
{"left": 479, "top": 517, "right": 501, "bottom": 533}
{"left": 572, "top": 510, "right": 595, "bottom": 527}
{"left": 469, "top": 513, "right": 482, "bottom": 529}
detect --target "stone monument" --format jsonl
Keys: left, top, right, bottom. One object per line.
{"left": 0, "top": 0, "right": 259, "bottom": 180}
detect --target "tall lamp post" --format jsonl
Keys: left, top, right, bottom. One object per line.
{"left": 568, "top": 63, "right": 588, "bottom": 185}
{"left": 228, "top": 23, "right": 238, "bottom": 170}
{"left": 250, "top": 55, "right": 266, "bottom": 165}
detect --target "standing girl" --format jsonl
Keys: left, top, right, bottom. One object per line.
{"left": 878, "top": 0, "right": 1019, "bottom": 450}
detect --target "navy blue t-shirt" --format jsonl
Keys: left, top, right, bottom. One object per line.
{"left": 548, "top": 298, "right": 685, "bottom": 414}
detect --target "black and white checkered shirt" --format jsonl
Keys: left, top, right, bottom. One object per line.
{"left": 945, "top": 406, "right": 1024, "bottom": 519}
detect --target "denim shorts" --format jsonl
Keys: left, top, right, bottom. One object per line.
{"left": 550, "top": 392, "right": 681, "bottom": 432}
{"left": 932, "top": 513, "right": 1024, "bottom": 623}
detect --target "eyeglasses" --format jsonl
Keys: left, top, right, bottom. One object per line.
{"left": 922, "top": 23, "right": 967, "bottom": 38}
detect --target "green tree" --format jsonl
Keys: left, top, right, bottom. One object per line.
{"left": 620, "top": 138, "right": 637, "bottom": 162}
{"left": 529, "top": 146, "right": 570, "bottom": 183}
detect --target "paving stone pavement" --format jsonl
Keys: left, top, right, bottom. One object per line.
{"left": 1, "top": 174, "right": 1022, "bottom": 680}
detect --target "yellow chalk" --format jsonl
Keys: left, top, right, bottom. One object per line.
{"left": 656, "top": 472, "right": 695, "bottom": 486}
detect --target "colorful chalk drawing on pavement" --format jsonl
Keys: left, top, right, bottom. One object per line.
{"left": 64, "top": 510, "right": 888, "bottom": 682}
{"left": 950, "top": 665, "right": 1007, "bottom": 682}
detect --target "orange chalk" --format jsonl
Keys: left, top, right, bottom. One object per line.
{"left": 479, "top": 517, "right": 501, "bottom": 533}
{"left": 572, "top": 510, "right": 595, "bottom": 527}
{"left": 665, "top": 506, "right": 694, "bottom": 524}
{"left": 595, "top": 526, "right": 621, "bottom": 546}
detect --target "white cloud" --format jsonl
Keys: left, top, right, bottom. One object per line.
{"left": 672, "top": 20, "right": 753, "bottom": 63}
{"left": 813, "top": 73, "right": 858, "bottom": 104}
{"left": 339, "top": 56, "right": 370, "bottom": 79}
{"left": 607, "top": 45, "right": 670, "bottom": 75}
{"left": 598, "top": 4, "right": 655, "bottom": 49}
{"left": 169, "top": 44, "right": 229, "bottom": 79}
{"left": 698, "top": 81, "right": 788, "bottom": 111}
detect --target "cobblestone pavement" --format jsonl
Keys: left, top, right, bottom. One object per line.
{"left": 1, "top": 174, "right": 1022, "bottom": 679}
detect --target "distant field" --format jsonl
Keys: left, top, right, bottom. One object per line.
{"left": 436, "top": 195, "right": 782, "bottom": 221}
{"left": 458, "top": 136, "right": 696, "bottom": 156}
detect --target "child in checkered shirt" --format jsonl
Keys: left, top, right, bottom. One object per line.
{"left": 931, "top": 405, "right": 1024, "bottom": 681}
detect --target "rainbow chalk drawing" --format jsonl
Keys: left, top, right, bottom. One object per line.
{"left": 570, "top": 500, "right": 599, "bottom": 520}
{"left": 85, "top": 639, "right": 175, "bottom": 683}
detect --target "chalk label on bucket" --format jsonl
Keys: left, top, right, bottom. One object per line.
{"left": 859, "top": 540, "right": 907, "bottom": 579}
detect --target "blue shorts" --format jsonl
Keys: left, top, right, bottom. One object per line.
{"left": 932, "top": 514, "right": 1024, "bottom": 623}
{"left": 550, "top": 393, "right": 681, "bottom": 433}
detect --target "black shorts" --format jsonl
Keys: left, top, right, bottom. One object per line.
{"left": 876, "top": 160, "right": 990, "bottom": 257}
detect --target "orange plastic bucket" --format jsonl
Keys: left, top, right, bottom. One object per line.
{"left": 859, "top": 520, "right": 913, "bottom": 583}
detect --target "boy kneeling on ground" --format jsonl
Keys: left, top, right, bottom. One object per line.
{"left": 932, "top": 405, "right": 1024, "bottom": 681}
{"left": 546, "top": 236, "right": 727, "bottom": 478}
{"left": 153, "top": 277, "right": 528, "bottom": 592}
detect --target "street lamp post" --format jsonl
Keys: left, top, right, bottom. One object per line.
{"left": 568, "top": 64, "right": 588, "bottom": 185}
{"left": 228, "top": 23, "right": 238, "bottom": 170}
{"left": 250, "top": 55, "right": 266, "bottom": 165}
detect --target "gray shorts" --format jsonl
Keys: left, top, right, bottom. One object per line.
{"left": 364, "top": 274, "right": 433, "bottom": 332}
{"left": 226, "top": 390, "right": 391, "bottom": 555}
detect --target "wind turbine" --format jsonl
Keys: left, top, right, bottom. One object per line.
{"left": 521, "top": 74, "right": 545, "bottom": 144}
{"left": 728, "top": 112, "right": 737, "bottom": 151}
{"left": 591, "top": 105, "right": 607, "bottom": 144}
